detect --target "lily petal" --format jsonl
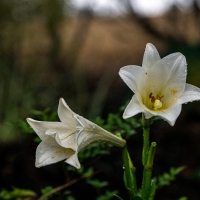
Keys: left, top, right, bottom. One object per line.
{"left": 179, "top": 84, "right": 200, "bottom": 104}
{"left": 58, "top": 98, "right": 76, "bottom": 127}
{"left": 75, "top": 115, "right": 126, "bottom": 150}
{"left": 54, "top": 130, "right": 77, "bottom": 151}
{"left": 119, "top": 65, "right": 144, "bottom": 93}
{"left": 139, "top": 53, "right": 186, "bottom": 98}
{"left": 142, "top": 43, "right": 160, "bottom": 69}
{"left": 65, "top": 153, "right": 81, "bottom": 169}
{"left": 26, "top": 118, "right": 65, "bottom": 140}
{"left": 153, "top": 104, "right": 182, "bottom": 126}
{"left": 143, "top": 109, "right": 154, "bottom": 119}
{"left": 123, "top": 95, "right": 144, "bottom": 119}
{"left": 161, "top": 53, "right": 187, "bottom": 97}
{"left": 36, "top": 136, "right": 75, "bottom": 168}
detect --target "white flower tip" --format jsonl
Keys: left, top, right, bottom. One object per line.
{"left": 179, "top": 53, "right": 187, "bottom": 63}
{"left": 77, "top": 166, "right": 81, "bottom": 170}
{"left": 65, "top": 154, "right": 81, "bottom": 169}
{"left": 59, "top": 97, "right": 65, "bottom": 105}
{"left": 122, "top": 113, "right": 130, "bottom": 119}
{"left": 26, "top": 118, "right": 40, "bottom": 124}
{"left": 35, "top": 161, "right": 43, "bottom": 168}
{"left": 145, "top": 43, "right": 157, "bottom": 51}
{"left": 35, "top": 164, "right": 41, "bottom": 168}
{"left": 26, "top": 118, "right": 33, "bottom": 122}
{"left": 172, "top": 53, "right": 186, "bottom": 64}
{"left": 169, "top": 121, "right": 175, "bottom": 126}
{"left": 27, "top": 118, "right": 34, "bottom": 121}
{"left": 59, "top": 97, "right": 70, "bottom": 109}
{"left": 35, "top": 162, "right": 48, "bottom": 168}
{"left": 146, "top": 43, "right": 154, "bottom": 47}
{"left": 26, "top": 118, "right": 36, "bottom": 124}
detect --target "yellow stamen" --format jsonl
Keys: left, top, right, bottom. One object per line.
{"left": 154, "top": 99, "right": 162, "bottom": 110}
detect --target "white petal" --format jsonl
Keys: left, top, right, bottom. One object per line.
{"left": 65, "top": 153, "right": 81, "bottom": 169}
{"left": 119, "top": 65, "right": 144, "bottom": 93}
{"left": 179, "top": 84, "right": 200, "bottom": 104}
{"left": 26, "top": 118, "right": 65, "bottom": 140}
{"left": 154, "top": 104, "right": 182, "bottom": 126}
{"left": 36, "top": 137, "right": 75, "bottom": 168}
{"left": 74, "top": 115, "right": 126, "bottom": 150}
{"left": 54, "top": 131, "right": 77, "bottom": 151}
{"left": 160, "top": 53, "right": 187, "bottom": 97}
{"left": 143, "top": 110, "right": 154, "bottom": 119}
{"left": 123, "top": 95, "right": 143, "bottom": 119}
{"left": 58, "top": 98, "right": 76, "bottom": 126}
{"left": 140, "top": 53, "right": 186, "bottom": 98}
{"left": 142, "top": 43, "right": 160, "bottom": 69}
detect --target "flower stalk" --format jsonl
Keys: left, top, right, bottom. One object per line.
{"left": 117, "top": 133, "right": 136, "bottom": 199}
{"left": 149, "top": 179, "right": 156, "bottom": 200}
{"left": 122, "top": 144, "right": 135, "bottom": 200}
{"left": 142, "top": 114, "right": 151, "bottom": 166}
{"left": 141, "top": 142, "right": 157, "bottom": 200}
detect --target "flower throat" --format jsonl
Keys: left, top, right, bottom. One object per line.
{"left": 149, "top": 93, "right": 164, "bottom": 110}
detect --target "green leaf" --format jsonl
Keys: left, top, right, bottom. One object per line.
{"left": 155, "top": 166, "right": 186, "bottom": 189}
{"left": 113, "top": 194, "right": 124, "bottom": 200}
{"left": 178, "top": 197, "right": 188, "bottom": 200}
{"left": 41, "top": 186, "right": 54, "bottom": 195}
{"left": 86, "top": 179, "right": 108, "bottom": 188}
{"left": 96, "top": 190, "right": 118, "bottom": 200}
{"left": 0, "top": 187, "right": 36, "bottom": 199}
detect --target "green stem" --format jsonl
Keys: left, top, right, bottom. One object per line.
{"left": 117, "top": 133, "right": 136, "bottom": 199}
{"left": 122, "top": 144, "right": 135, "bottom": 200}
{"left": 141, "top": 142, "right": 157, "bottom": 200}
{"left": 149, "top": 179, "right": 156, "bottom": 200}
{"left": 142, "top": 114, "right": 151, "bottom": 166}
{"left": 128, "top": 152, "right": 137, "bottom": 196}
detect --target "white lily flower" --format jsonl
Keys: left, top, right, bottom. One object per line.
{"left": 119, "top": 43, "right": 200, "bottom": 126}
{"left": 27, "top": 98, "right": 126, "bottom": 169}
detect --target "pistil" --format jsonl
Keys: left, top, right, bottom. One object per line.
{"left": 148, "top": 93, "right": 164, "bottom": 111}
{"left": 154, "top": 99, "right": 162, "bottom": 110}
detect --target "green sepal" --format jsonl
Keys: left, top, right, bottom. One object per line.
{"left": 123, "top": 170, "right": 133, "bottom": 190}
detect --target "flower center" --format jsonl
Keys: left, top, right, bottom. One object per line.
{"left": 149, "top": 93, "right": 164, "bottom": 111}
{"left": 154, "top": 99, "right": 162, "bottom": 110}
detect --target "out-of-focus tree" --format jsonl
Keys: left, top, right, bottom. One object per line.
{"left": 0, "top": 0, "right": 98, "bottom": 141}
{"left": 0, "top": 0, "right": 68, "bottom": 140}
{"left": 122, "top": 0, "right": 200, "bottom": 46}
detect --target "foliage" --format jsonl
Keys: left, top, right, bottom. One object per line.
{"left": 96, "top": 190, "right": 119, "bottom": 200}
{"left": 155, "top": 166, "right": 186, "bottom": 189}
{"left": 0, "top": 187, "right": 36, "bottom": 200}
{"left": 4, "top": 107, "right": 186, "bottom": 200}
{"left": 1, "top": 105, "right": 188, "bottom": 200}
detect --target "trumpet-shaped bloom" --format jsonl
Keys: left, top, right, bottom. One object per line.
{"left": 27, "top": 98, "right": 125, "bottom": 169}
{"left": 119, "top": 43, "right": 200, "bottom": 126}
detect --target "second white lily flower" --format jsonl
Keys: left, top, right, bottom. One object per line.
{"left": 119, "top": 43, "right": 200, "bottom": 126}
{"left": 27, "top": 98, "right": 126, "bottom": 169}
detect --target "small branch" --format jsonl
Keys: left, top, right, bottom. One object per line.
{"left": 37, "top": 170, "right": 101, "bottom": 200}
